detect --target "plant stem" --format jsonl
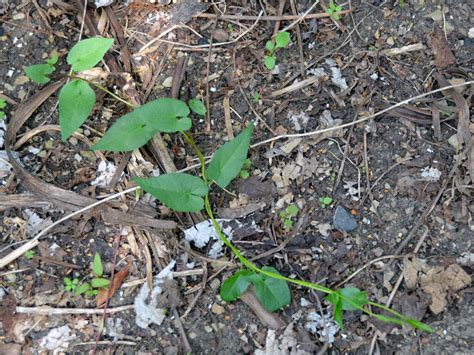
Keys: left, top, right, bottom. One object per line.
{"left": 70, "top": 75, "right": 137, "bottom": 109}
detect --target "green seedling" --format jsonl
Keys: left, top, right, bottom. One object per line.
{"left": 25, "top": 37, "right": 435, "bottom": 333}
{"left": 264, "top": 31, "right": 291, "bottom": 70}
{"left": 24, "top": 51, "right": 59, "bottom": 84}
{"left": 399, "top": 0, "right": 405, "bottom": 7}
{"left": 0, "top": 98, "right": 6, "bottom": 119}
{"left": 252, "top": 92, "right": 261, "bottom": 103}
{"left": 63, "top": 252, "right": 110, "bottom": 297}
{"left": 24, "top": 250, "right": 36, "bottom": 260}
{"left": 319, "top": 196, "right": 333, "bottom": 208}
{"left": 279, "top": 204, "right": 299, "bottom": 231}
{"left": 63, "top": 277, "right": 79, "bottom": 292}
{"left": 227, "top": 24, "right": 235, "bottom": 34}
{"left": 326, "top": 1, "right": 343, "bottom": 21}
{"left": 240, "top": 158, "right": 252, "bottom": 179}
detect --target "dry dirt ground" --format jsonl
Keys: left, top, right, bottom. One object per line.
{"left": 0, "top": 0, "right": 473, "bottom": 354}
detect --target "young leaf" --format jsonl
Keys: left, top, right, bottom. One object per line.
{"left": 59, "top": 79, "right": 95, "bottom": 141}
{"left": 46, "top": 52, "right": 59, "bottom": 66}
{"left": 265, "top": 40, "right": 275, "bottom": 51}
{"left": 188, "top": 98, "right": 207, "bottom": 115}
{"left": 264, "top": 55, "right": 276, "bottom": 70}
{"left": 252, "top": 266, "right": 291, "bottom": 312}
{"left": 67, "top": 37, "right": 114, "bottom": 72}
{"left": 207, "top": 123, "right": 254, "bottom": 188}
{"left": 333, "top": 296, "right": 343, "bottom": 329}
{"left": 220, "top": 270, "right": 254, "bottom": 301}
{"left": 75, "top": 282, "right": 91, "bottom": 295}
{"left": 339, "top": 287, "right": 368, "bottom": 311}
{"left": 133, "top": 173, "right": 208, "bottom": 212}
{"left": 64, "top": 277, "right": 72, "bottom": 286}
{"left": 92, "top": 252, "right": 104, "bottom": 277}
{"left": 91, "top": 277, "right": 110, "bottom": 289}
{"left": 92, "top": 98, "right": 191, "bottom": 152}
{"left": 24, "top": 64, "right": 55, "bottom": 84}
{"left": 286, "top": 204, "right": 298, "bottom": 217}
{"left": 275, "top": 31, "right": 291, "bottom": 48}
{"left": 0, "top": 99, "right": 6, "bottom": 109}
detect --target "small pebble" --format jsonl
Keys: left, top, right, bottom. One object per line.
{"left": 333, "top": 206, "right": 358, "bottom": 232}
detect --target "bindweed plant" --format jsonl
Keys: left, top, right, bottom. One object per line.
{"left": 264, "top": 31, "right": 291, "bottom": 70}
{"left": 26, "top": 37, "right": 434, "bottom": 333}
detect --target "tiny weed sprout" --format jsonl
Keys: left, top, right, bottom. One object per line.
{"left": 64, "top": 252, "right": 110, "bottom": 297}
{"left": 319, "top": 196, "right": 333, "bottom": 208}
{"left": 252, "top": 92, "right": 261, "bottom": 103}
{"left": 0, "top": 98, "right": 6, "bottom": 119}
{"left": 326, "top": 1, "right": 343, "bottom": 21}
{"left": 279, "top": 204, "right": 299, "bottom": 231}
{"left": 63, "top": 277, "right": 79, "bottom": 292}
{"left": 24, "top": 250, "right": 36, "bottom": 260}
{"left": 240, "top": 158, "right": 252, "bottom": 179}
{"left": 24, "top": 51, "right": 59, "bottom": 84}
{"left": 264, "top": 31, "right": 291, "bottom": 70}
{"left": 26, "top": 37, "right": 435, "bottom": 334}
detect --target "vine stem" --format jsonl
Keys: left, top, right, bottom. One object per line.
{"left": 69, "top": 74, "right": 137, "bottom": 109}
{"left": 180, "top": 131, "right": 424, "bottom": 330}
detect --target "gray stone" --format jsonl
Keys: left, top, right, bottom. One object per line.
{"left": 333, "top": 206, "right": 358, "bottom": 232}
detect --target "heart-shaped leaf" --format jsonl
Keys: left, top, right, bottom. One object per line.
{"left": 134, "top": 173, "right": 208, "bottom": 212}
{"left": 24, "top": 64, "right": 55, "bottom": 84}
{"left": 67, "top": 37, "right": 114, "bottom": 72}
{"left": 275, "top": 31, "right": 291, "bottom": 48}
{"left": 59, "top": 79, "right": 95, "bottom": 141}
{"left": 220, "top": 270, "right": 254, "bottom": 301}
{"left": 252, "top": 266, "right": 291, "bottom": 312}
{"left": 92, "top": 98, "right": 191, "bottom": 152}
{"left": 264, "top": 56, "right": 276, "bottom": 70}
{"left": 339, "top": 287, "right": 368, "bottom": 311}
{"left": 207, "top": 123, "right": 254, "bottom": 188}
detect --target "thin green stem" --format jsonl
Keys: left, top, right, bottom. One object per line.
{"left": 70, "top": 75, "right": 137, "bottom": 109}
{"left": 181, "top": 130, "right": 431, "bottom": 333}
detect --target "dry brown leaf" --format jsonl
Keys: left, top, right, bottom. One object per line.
{"left": 96, "top": 262, "right": 132, "bottom": 307}
{"left": 427, "top": 30, "right": 456, "bottom": 69}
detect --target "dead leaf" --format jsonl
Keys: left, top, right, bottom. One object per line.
{"left": 427, "top": 30, "right": 456, "bottom": 69}
{"left": 96, "top": 262, "right": 132, "bottom": 307}
{"left": 1, "top": 293, "right": 17, "bottom": 341}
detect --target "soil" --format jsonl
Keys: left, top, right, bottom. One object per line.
{"left": 0, "top": 0, "right": 472, "bottom": 354}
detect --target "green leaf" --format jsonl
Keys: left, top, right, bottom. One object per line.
{"left": 24, "top": 64, "right": 55, "bottom": 84}
{"left": 64, "top": 277, "right": 72, "bottom": 286}
{"left": 92, "top": 98, "right": 190, "bottom": 152}
{"left": 286, "top": 204, "right": 298, "bottom": 217}
{"left": 0, "top": 99, "right": 6, "bottom": 109}
{"left": 333, "top": 296, "right": 343, "bottom": 328}
{"left": 92, "top": 252, "right": 103, "bottom": 277}
{"left": 406, "top": 319, "right": 436, "bottom": 333}
{"left": 220, "top": 270, "right": 254, "bottom": 301}
{"left": 240, "top": 170, "right": 249, "bottom": 179}
{"left": 67, "top": 37, "right": 114, "bottom": 72}
{"left": 188, "top": 98, "right": 207, "bottom": 115}
{"left": 283, "top": 219, "right": 293, "bottom": 231}
{"left": 207, "top": 123, "right": 254, "bottom": 188}
{"left": 264, "top": 55, "right": 276, "bottom": 70}
{"left": 265, "top": 40, "right": 275, "bottom": 51}
{"left": 339, "top": 287, "right": 368, "bottom": 311}
{"left": 59, "top": 79, "right": 95, "bottom": 141}
{"left": 46, "top": 52, "right": 59, "bottom": 66}
{"left": 75, "top": 282, "right": 91, "bottom": 295}
{"left": 275, "top": 31, "right": 291, "bottom": 48}
{"left": 133, "top": 173, "right": 208, "bottom": 212}
{"left": 252, "top": 266, "right": 291, "bottom": 312}
{"left": 91, "top": 277, "right": 110, "bottom": 288}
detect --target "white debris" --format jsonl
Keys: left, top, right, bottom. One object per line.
{"left": 370, "top": 73, "right": 379, "bottom": 80}
{"left": 288, "top": 111, "right": 311, "bottom": 131}
{"left": 134, "top": 260, "right": 176, "bottom": 329}
{"left": 23, "top": 209, "right": 52, "bottom": 235}
{"left": 420, "top": 166, "right": 442, "bottom": 181}
{"left": 307, "top": 67, "right": 326, "bottom": 78}
{"left": 0, "top": 119, "right": 6, "bottom": 148}
{"left": 0, "top": 151, "right": 12, "bottom": 179}
{"left": 300, "top": 298, "right": 312, "bottom": 307}
{"left": 39, "top": 325, "right": 76, "bottom": 351}
{"left": 255, "top": 324, "right": 311, "bottom": 355}
{"left": 468, "top": 27, "right": 474, "bottom": 39}
{"left": 95, "top": 0, "right": 114, "bottom": 7}
{"left": 28, "top": 146, "right": 40, "bottom": 154}
{"left": 305, "top": 311, "right": 339, "bottom": 343}
{"left": 319, "top": 110, "right": 334, "bottom": 126}
{"left": 91, "top": 161, "right": 120, "bottom": 187}
{"left": 184, "top": 219, "right": 233, "bottom": 259}
{"left": 329, "top": 66, "right": 348, "bottom": 91}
